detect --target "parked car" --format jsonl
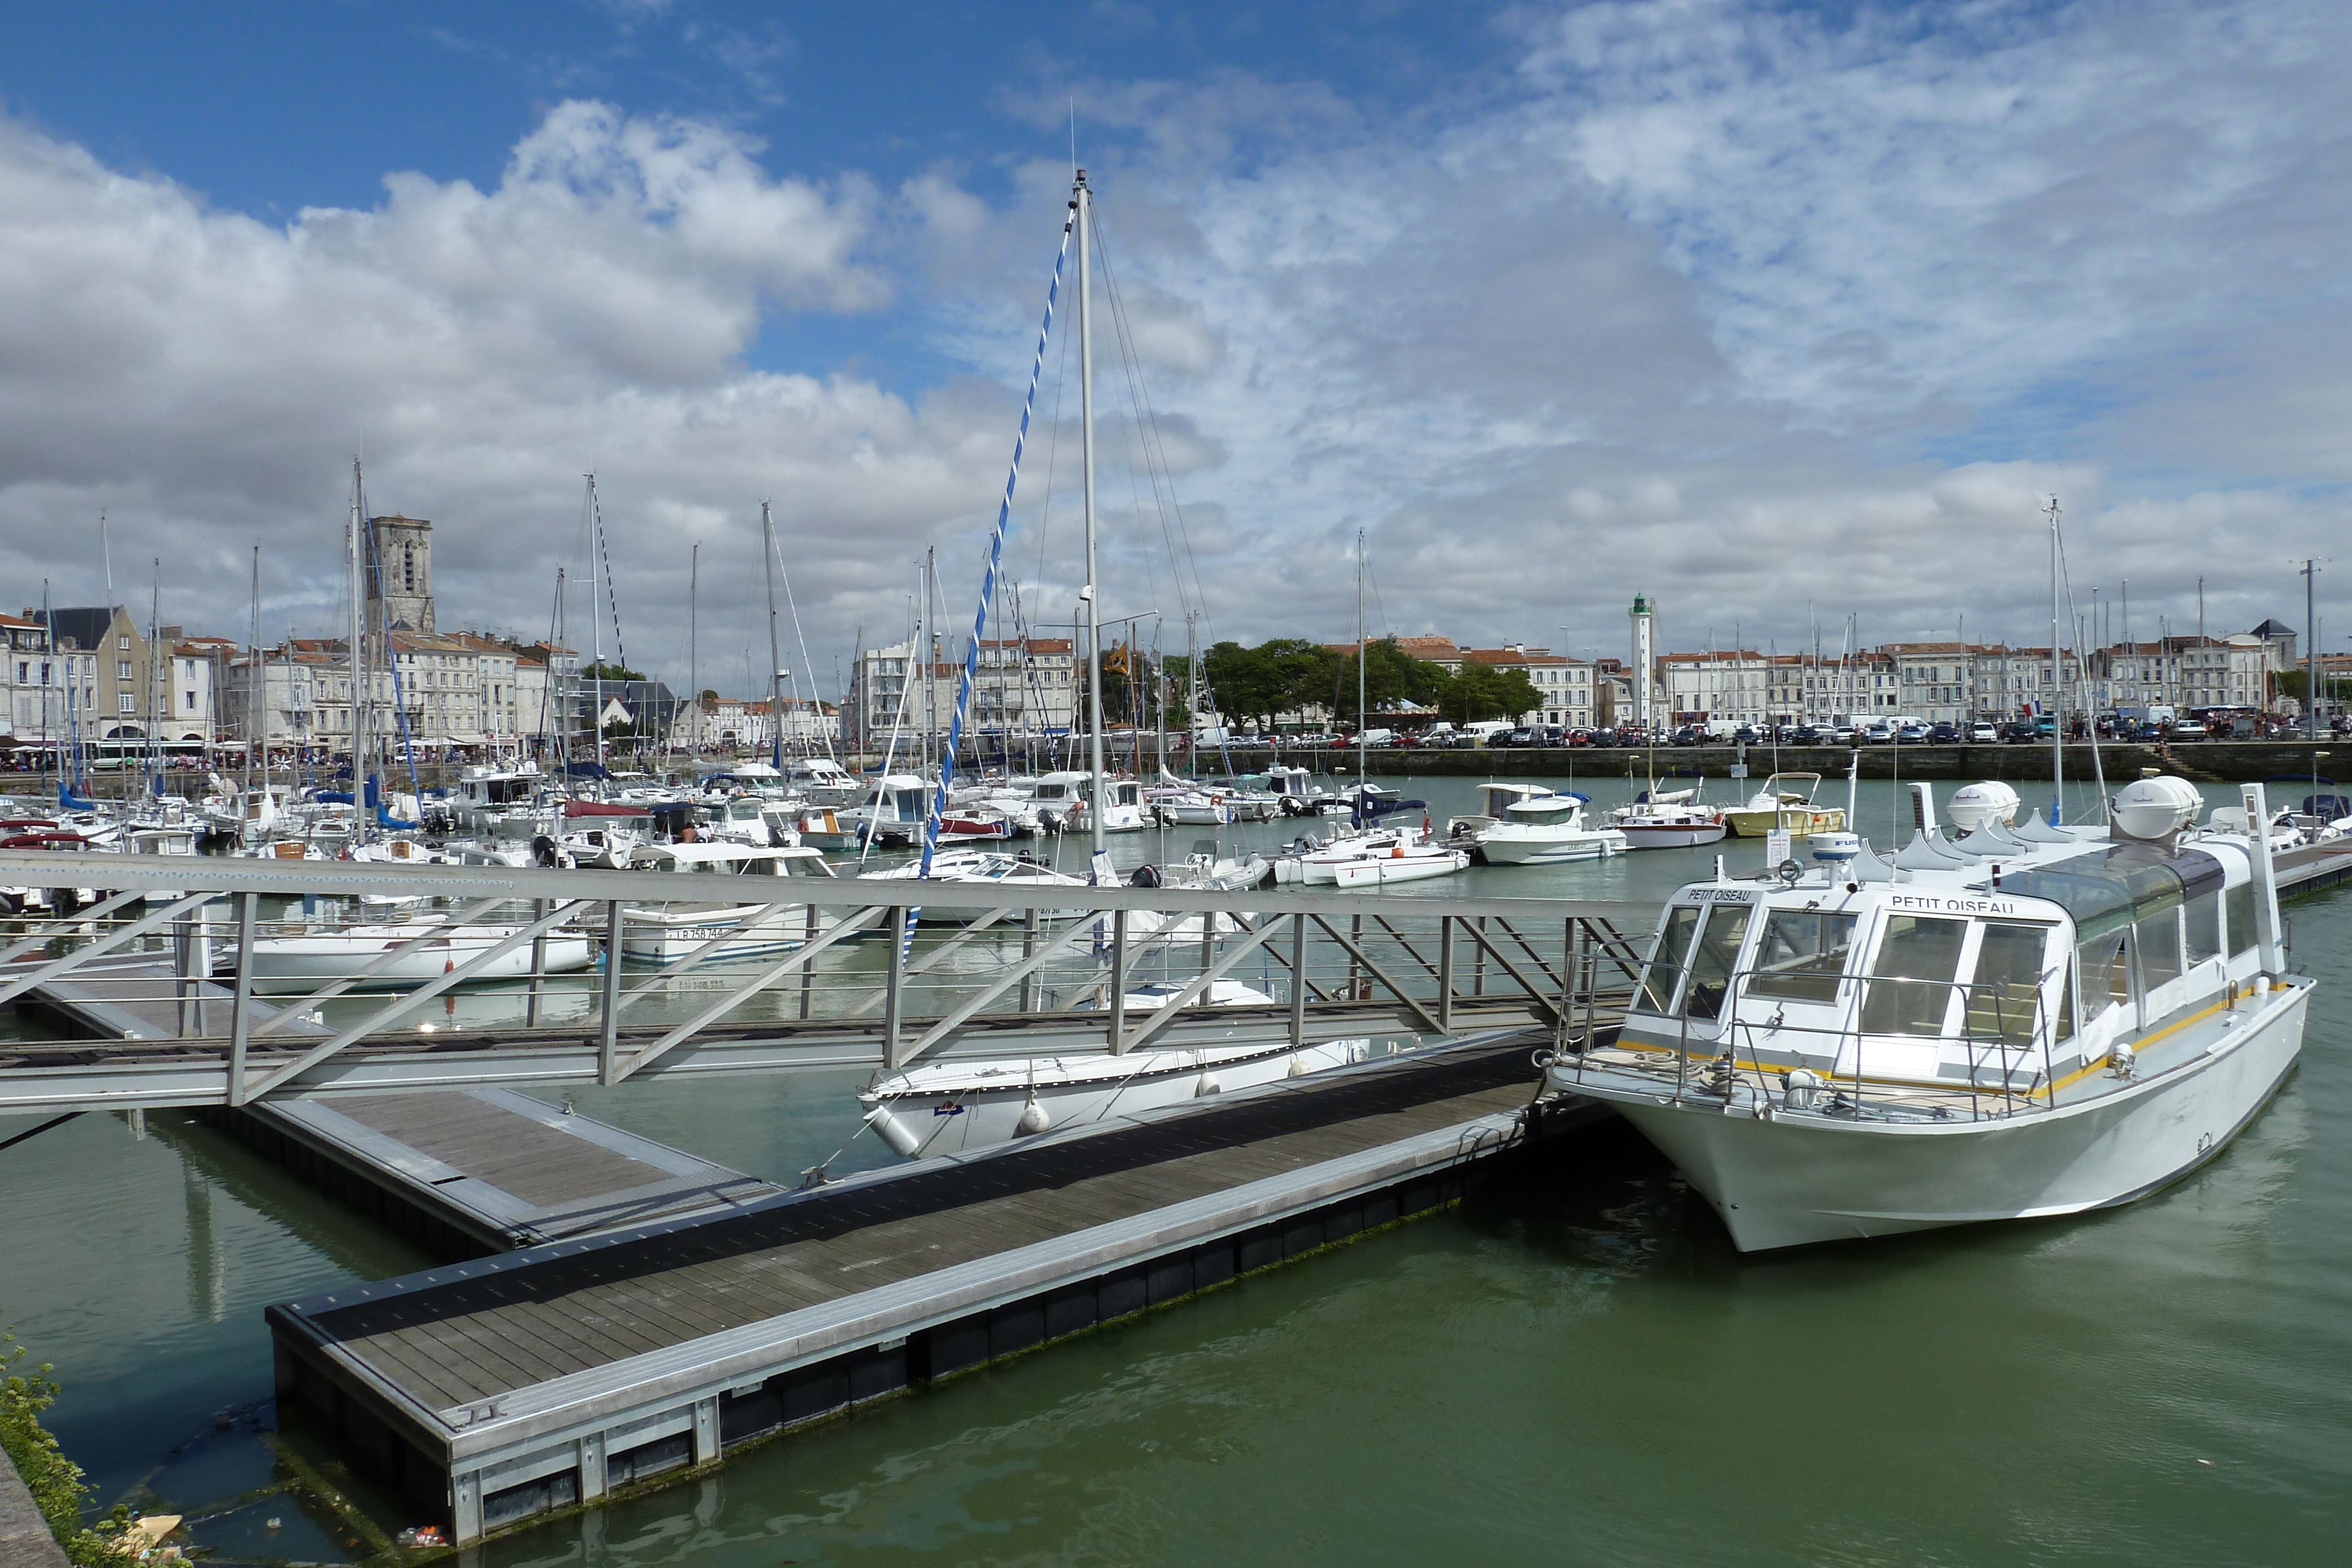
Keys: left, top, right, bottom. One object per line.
{"left": 1788, "top": 724, "right": 1825, "bottom": 745}
{"left": 2170, "top": 719, "right": 2209, "bottom": 741}
{"left": 1927, "top": 722, "right": 1961, "bottom": 744}
{"left": 2002, "top": 721, "right": 2041, "bottom": 743}
{"left": 1969, "top": 721, "right": 1999, "bottom": 743}
{"left": 1895, "top": 723, "right": 1931, "bottom": 743}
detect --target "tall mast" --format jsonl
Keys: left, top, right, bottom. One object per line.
{"left": 1076, "top": 169, "right": 1107, "bottom": 858}
{"left": 2304, "top": 558, "right": 2321, "bottom": 741}
{"left": 763, "top": 501, "right": 784, "bottom": 770}
{"left": 349, "top": 459, "right": 369, "bottom": 838}
{"left": 248, "top": 546, "right": 260, "bottom": 797}
{"left": 2047, "top": 497, "right": 2063, "bottom": 818}
{"left": 689, "top": 539, "right": 700, "bottom": 758}
{"left": 588, "top": 476, "right": 607, "bottom": 772}
{"left": 1355, "top": 529, "right": 1367, "bottom": 788}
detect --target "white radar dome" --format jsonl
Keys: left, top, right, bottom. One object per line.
{"left": 2110, "top": 775, "right": 2203, "bottom": 841}
{"left": 1947, "top": 780, "right": 2022, "bottom": 833}
{"left": 1812, "top": 831, "right": 1862, "bottom": 863}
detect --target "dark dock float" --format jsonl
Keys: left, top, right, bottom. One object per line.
{"left": 266, "top": 1032, "right": 1568, "bottom": 1544}
{"left": 208, "top": 1089, "right": 783, "bottom": 1257}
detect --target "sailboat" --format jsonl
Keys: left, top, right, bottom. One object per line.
{"left": 1268, "top": 533, "right": 1466, "bottom": 888}
{"left": 858, "top": 170, "right": 1366, "bottom": 1157}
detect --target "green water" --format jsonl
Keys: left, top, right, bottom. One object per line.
{"left": 4, "top": 776, "right": 2346, "bottom": 1565}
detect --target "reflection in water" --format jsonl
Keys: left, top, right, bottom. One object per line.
{"left": 182, "top": 1165, "right": 224, "bottom": 1325}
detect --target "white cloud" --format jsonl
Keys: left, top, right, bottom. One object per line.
{"left": 2, "top": 4, "right": 2348, "bottom": 700}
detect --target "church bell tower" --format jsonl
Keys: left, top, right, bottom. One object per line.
{"left": 368, "top": 514, "right": 435, "bottom": 632}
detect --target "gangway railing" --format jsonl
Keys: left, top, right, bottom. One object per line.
{"left": 0, "top": 851, "right": 1655, "bottom": 1114}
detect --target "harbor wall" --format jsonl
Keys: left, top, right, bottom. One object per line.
{"left": 1222, "top": 741, "right": 2344, "bottom": 784}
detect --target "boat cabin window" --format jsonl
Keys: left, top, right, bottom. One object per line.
{"left": 1748, "top": 910, "right": 1858, "bottom": 1004}
{"left": 2078, "top": 931, "right": 2129, "bottom": 1019}
{"left": 1860, "top": 915, "right": 1968, "bottom": 1036}
{"left": 1963, "top": 922, "right": 2053, "bottom": 1048}
{"left": 2137, "top": 908, "right": 2183, "bottom": 989}
{"left": 1682, "top": 904, "right": 1753, "bottom": 1021}
{"left": 2184, "top": 890, "right": 2221, "bottom": 964}
{"left": 1634, "top": 907, "right": 1701, "bottom": 1015}
{"left": 2226, "top": 881, "right": 2257, "bottom": 958}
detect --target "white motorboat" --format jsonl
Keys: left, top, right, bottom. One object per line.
{"left": 786, "top": 755, "right": 864, "bottom": 807}
{"left": 1446, "top": 781, "right": 1556, "bottom": 841}
{"left": 609, "top": 842, "right": 838, "bottom": 961}
{"left": 1265, "top": 764, "right": 1350, "bottom": 817}
{"left": 859, "top": 979, "right": 1372, "bottom": 1158}
{"left": 1028, "top": 771, "right": 1151, "bottom": 834}
{"left": 1147, "top": 785, "right": 1235, "bottom": 826}
{"left": 1476, "top": 791, "right": 1629, "bottom": 864}
{"left": 855, "top": 847, "right": 1093, "bottom": 923}
{"left": 841, "top": 773, "right": 932, "bottom": 847}
{"left": 243, "top": 921, "right": 597, "bottom": 994}
{"left": 1272, "top": 820, "right": 1469, "bottom": 888}
{"left": 1543, "top": 777, "right": 2310, "bottom": 1252}
{"left": 1608, "top": 784, "right": 1728, "bottom": 850}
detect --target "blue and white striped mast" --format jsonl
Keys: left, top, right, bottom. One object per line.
{"left": 907, "top": 179, "right": 1079, "bottom": 937}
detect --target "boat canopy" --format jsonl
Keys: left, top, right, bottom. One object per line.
{"left": 1990, "top": 844, "right": 2227, "bottom": 942}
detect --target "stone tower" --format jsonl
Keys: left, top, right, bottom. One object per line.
{"left": 368, "top": 514, "right": 435, "bottom": 631}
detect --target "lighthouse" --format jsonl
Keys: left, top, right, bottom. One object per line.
{"left": 1630, "top": 593, "right": 1655, "bottom": 730}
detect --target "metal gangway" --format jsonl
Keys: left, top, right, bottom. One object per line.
{"left": 0, "top": 851, "right": 1656, "bottom": 1116}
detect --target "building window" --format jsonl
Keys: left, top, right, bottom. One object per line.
{"left": 403, "top": 546, "right": 416, "bottom": 593}
{"left": 118, "top": 693, "right": 136, "bottom": 714}
{"left": 117, "top": 660, "right": 132, "bottom": 680}
{"left": 118, "top": 636, "right": 130, "bottom": 651}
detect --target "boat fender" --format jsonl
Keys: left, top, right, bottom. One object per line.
{"left": 1015, "top": 1094, "right": 1052, "bottom": 1136}
{"left": 1781, "top": 1068, "right": 1822, "bottom": 1111}
{"left": 1288, "top": 1054, "right": 1309, "bottom": 1078}
{"left": 863, "top": 1102, "right": 924, "bottom": 1158}
{"left": 2107, "top": 1043, "right": 2137, "bottom": 1079}
{"left": 1194, "top": 1072, "right": 1222, "bottom": 1097}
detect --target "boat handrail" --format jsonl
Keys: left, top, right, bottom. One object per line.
{"left": 1605, "top": 959, "right": 2065, "bottom": 1124}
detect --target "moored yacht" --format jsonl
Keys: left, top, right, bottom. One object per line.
{"left": 1475, "top": 791, "right": 1628, "bottom": 865}
{"left": 1542, "top": 778, "right": 2310, "bottom": 1251}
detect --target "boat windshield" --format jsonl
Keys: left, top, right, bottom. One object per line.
{"left": 1748, "top": 910, "right": 1858, "bottom": 1003}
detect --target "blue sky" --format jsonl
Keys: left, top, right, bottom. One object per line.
{"left": 0, "top": 1, "right": 2345, "bottom": 679}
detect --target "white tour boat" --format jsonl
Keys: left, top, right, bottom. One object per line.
{"left": 1542, "top": 777, "right": 2311, "bottom": 1252}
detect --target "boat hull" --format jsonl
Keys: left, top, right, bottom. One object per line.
{"left": 1476, "top": 830, "right": 1628, "bottom": 864}
{"left": 1581, "top": 982, "right": 2309, "bottom": 1252}
{"left": 1616, "top": 822, "right": 1728, "bottom": 850}
{"left": 1722, "top": 806, "right": 1845, "bottom": 838}
{"left": 1324, "top": 850, "right": 1468, "bottom": 887}
{"left": 864, "top": 1038, "right": 1369, "bottom": 1158}
{"left": 247, "top": 930, "right": 597, "bottom": 994}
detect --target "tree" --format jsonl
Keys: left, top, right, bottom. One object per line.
{"left": 1332, "top": 638, "right": 1446, "bottom": 725}
{"left": 579, "top": 660, "right": 644, "bottom": 683}
{"left": 1435, "top": 663, "right": 1545, "bottom": 724}
{"left": 1204, "top": 638, "right": 1339, "bottom": 731}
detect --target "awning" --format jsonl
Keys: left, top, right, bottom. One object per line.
{"left": 445, "top": 732, "right": 490, "bottom": 745}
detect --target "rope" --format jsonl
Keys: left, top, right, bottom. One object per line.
{"left": 910, "top": 201, "right": 1078, "bottom": 946}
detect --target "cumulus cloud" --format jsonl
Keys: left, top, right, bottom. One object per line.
{"left": 2, "top": 3, "right": 2347, "bottom": 698}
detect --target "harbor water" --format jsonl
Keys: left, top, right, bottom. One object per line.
{"left": 3, "top": 774, "right": 2345, "bottom": 1565}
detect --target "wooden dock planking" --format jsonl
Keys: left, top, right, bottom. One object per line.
{"left": 305, "top": 1054, "right": 1539, "bottom": 1412}
{"left": 221, "top": 1086, "right": 784, "bottom": 1253}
